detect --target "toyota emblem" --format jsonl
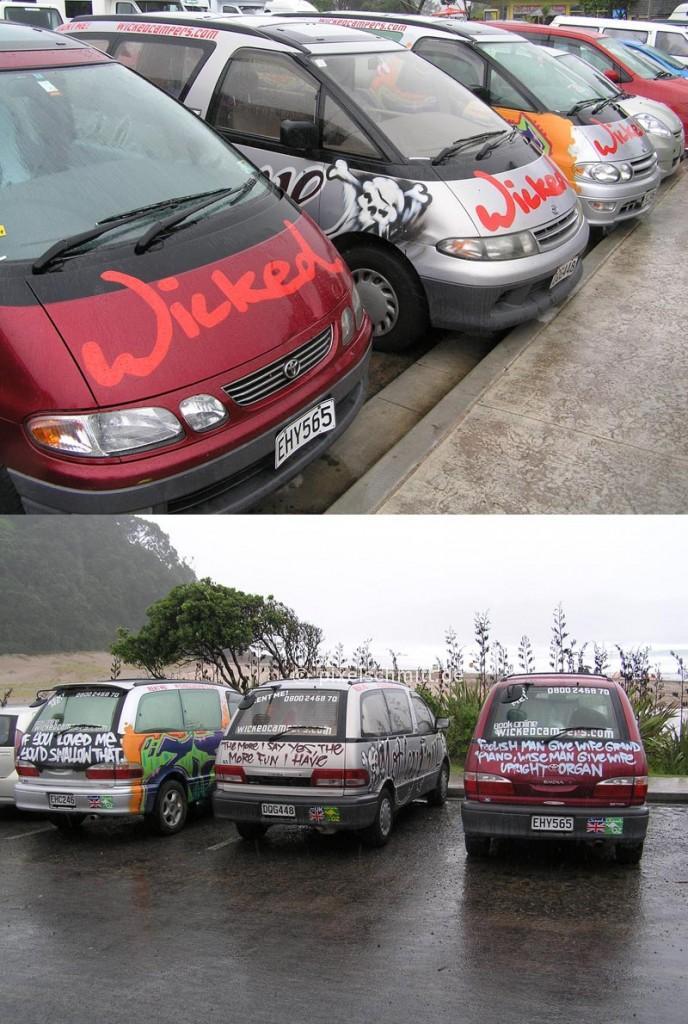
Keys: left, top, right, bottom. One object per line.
{"left": 284, "top": 358, "right": 301, "bottom": 380}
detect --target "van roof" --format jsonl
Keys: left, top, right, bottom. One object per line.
{"left": 0, "top": 22, "right": 86, "bottom": 51}
{"left": 297, "top": 12, "right": 518, "bottom": 43}
{"left": 248, "top": 677, "right": 410, "bottom": 691}
{"left": 48, "top": 678, "right": 234, "bottom": 691}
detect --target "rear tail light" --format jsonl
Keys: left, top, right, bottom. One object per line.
{"left": 16, "top": 761, "right": 39, "bottom": 778}
{"left": 311, "top": 768, "right": 370, "bottom": 788}
{"left": 85, "top": 763, "right": 143, "bottom": 781}
{"left": 464, "top": 771, "right": 515, "bottom": 800}
{"left": 632, "top": 775, "right": 649, "bottom": 802}
{"left": 215, "top": 764, "right": 246, "bottom": 783}
{"left": 594, "top": 776, "right": 635, "bottom": 802}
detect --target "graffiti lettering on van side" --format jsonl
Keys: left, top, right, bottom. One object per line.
{"left": 81, "top": 219, "right": 344, "bottom": 388}
{"left": 473, "top": 164, "right": 569, "bottom": 232}
{"left": 262, "top": 164, "right": 326, "bottom": 208}
{"left": 591, "top": 119, "right": 644, "bottom": 157}
{"left": 361, "top": 734, "right": 443, "bottom": 787}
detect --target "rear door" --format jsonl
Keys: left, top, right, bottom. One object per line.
{"left": 381, "top": 688, "right": 418, "bottom": 807}
{"left": 410, "top": 692, "right": 444, "bottom": 797}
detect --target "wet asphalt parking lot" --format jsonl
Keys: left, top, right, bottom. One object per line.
{"left": 2, "top": 800, "right": 686, "bottom": 1024}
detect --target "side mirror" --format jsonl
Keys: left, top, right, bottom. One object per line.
{"left": 502, "top": 683, "right": 525, "bottom": 704}
{"left": 604, "top": 69, "right": 621, "bottom": 84}
{"left": 280, "top": 119, "right": 319, "bottom": 151}
{"left": 436, "top": 717, "right": 450, "bottom": 731}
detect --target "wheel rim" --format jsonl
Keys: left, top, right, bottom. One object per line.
{"left": 379, "top": 796, "right": 393, "bottom": 837}
{"left": 352, "top": 267, "right": 399, "bottom": 337}
{"left": 161, "top": 789, "right": 184, "bottom": 829}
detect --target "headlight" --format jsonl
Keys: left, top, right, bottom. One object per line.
{"left": 340, "top": 306, "right": 355, "bottom": 347}
{"left": 632, "top": 113, "right": 672, "bottom": 139}
{"left": 437, "top": 229, "right": 538, "bottom": 261}
{"left": 179, "top": 394, "right": 228, "bottom": 433}
{"left": 351, "top": 283, "right": 365, "bottom": 330}
{"left": 28, "top": 407, "right": 183, "bottom": 457}
{"left": 575, "top": 162, "right": 622, "bottom": 183}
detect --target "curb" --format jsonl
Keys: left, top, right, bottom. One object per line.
{"left": 326, "top": 179, "right": 680, "bottom": 515}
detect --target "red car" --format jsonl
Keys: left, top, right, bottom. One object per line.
{"left": 0, "top": 23, "right": 371, "bottom": 513}
{"left": 489, "top": 21, "right": 688, "bottom": 138}
{"left": 462, "top": 673, "right": 650, "bottom": 864}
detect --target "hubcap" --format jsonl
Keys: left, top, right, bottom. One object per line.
{"left": 379, "top": 796, "right": 393, "bottom": 837}
{"left": 161, "top": 789, "right": 183, "bottom": 829}
{"left": 352, "top": 267, "right": 399, "bottom": 337}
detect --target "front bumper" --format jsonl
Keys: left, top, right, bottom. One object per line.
{"left": 212, "top": 787, "right": 379, "bottom": 830}
{"left": 461, "top": 799, "right": 650, "bottom": 842}
{"left": 578, "top": 169, "right": 661, "bottom": 226}
{"left": 10, "top": 346, "right": 370, "bottom": 514}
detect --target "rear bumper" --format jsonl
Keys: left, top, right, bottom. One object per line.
{"left": 9, "top": 347, "right": 370, "bottom": 514}
{"left": 212, "top": 787, "right": 379, "bottom": 829}
{"left": 461, "top": 799, "right": 649, "bottom": 842}
{"left": 15, "top": 780, "right": 137, "bottom": 816}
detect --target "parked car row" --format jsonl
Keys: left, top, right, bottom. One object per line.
{"left": 0, "top": 13, "right": 684, "bottom": 515}
{"left": 3, "top": 672, "right": 650, "bottom": 863}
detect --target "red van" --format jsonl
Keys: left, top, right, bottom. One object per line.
{"left": 0, "top": 23, "right": 370, "bottom": 513}
{"left": 490, "top": 21, "right": 688, "bottom": 139}
{"left": 462, "top": 673, "right": 650, "bottom": 864}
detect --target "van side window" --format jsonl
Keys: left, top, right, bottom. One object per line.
{"left": 487, "top": 67, "right": 530, "bottom": 110}
{"left": 322, "top": 95, "right": 381, "bottom": 158}
{"left": 0, "top": 714, "right": 17, "bottom": 747}
{"left": 209, "top": 50, "right": 319, "bottom": 142}
{"left": 656, "top": 31, "right": 688, "bottom": 57}
{"left": 361, "top": 691, "right": 392, "bottom": 737}
{"left": 413, "top": 38, "right": 486, "bottom": 94}
{"left": 604, "top": 27, "right": 649, "bottom": 43}
{"left": 411, "top": 694, "right": 435, "bottom": 736}
{"left": 180, "top": 689, "right": 222, "bottom": 731}
{"left": 225, "top": 691, "right": 242, "bottom": 719}
{"left": 383, "top": 690, "right": 413, "bottom": 735}
{"left": 135, "top": 691, "right": 184, "bottom": 732}
{"left": 111, "top": 38, "right": 210, "bottom": 101}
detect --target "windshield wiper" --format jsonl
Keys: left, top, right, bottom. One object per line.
{"left": 543, "top": 725, "right": 610, "bottom": 743}
{"left": 590, "top": 96, "right": 618, "bottom": 116}
{"left": 267, "top": 725, "right": 330, "bottom": 743}
{"left": 654, "top": 70, "right": 674, "bottom": 79}
{"left": 32, "top": 185, "right": 255, "bottom": 274}
{"left": 566, "top": 97, "right": 601, "bottom": 117}
{"left": 134, "top": 177, "right": 258, "bottom": 255}
{"left": 476, "top": 126, "right": 520, "bottom": 160}
{"left": 432, "top": 130, "right": 508, "bottom": 166}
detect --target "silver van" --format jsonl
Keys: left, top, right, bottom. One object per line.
{"left": 212, "top": 678, "right": 450, "bottom": 846}
{"left": 62, "top": 15, "right": 589, "bottom": 351}
{"left": 0, "top": 704, "right": 38, "bottom": 807}
{"left": 15, "top": 679, "right": 241, "bottom": 834}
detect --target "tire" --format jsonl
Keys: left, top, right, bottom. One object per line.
{"left": 359, "top": 788, "right": 395, "bottom": 848}
{"left": 464, "top": 834, "right": 491, "bottom": 858}
{"left": 236, "top": 821, "right": 268, "bottom": 841}
{"left": 148, "top": 779, "right": 188, "bottom": 836}
{"left": 616, "top": 841, "right": 644, "bottom": 866}
{"left": 427, "top": 761, "right": 450, "bottom": 807}
{"left": 48, "top": 813, "right": 86, "bottom": 831}
{"left": 0, "top": 468, "right": 24, "bottom": 513}
{"left": 340, "top": 241, "right": 428, "bottom": 353}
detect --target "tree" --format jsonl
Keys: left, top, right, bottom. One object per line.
{"left": 255, "top": 600, "right": 323, "bottom": 679}
{"left": 518, "top": 635, "right": 535, "bottom": 674}
{"left": 112, "top": 579, "right": 266, "bottom": 690}
{"left": 470, "top": 611, "right": 491, "bottom": 698}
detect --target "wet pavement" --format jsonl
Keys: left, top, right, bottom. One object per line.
{"left": 2, "top": 801, "right": 687, "bottom": 1024}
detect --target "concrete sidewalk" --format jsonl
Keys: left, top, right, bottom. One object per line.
{"left": 448, "top": 771, "right": 688, "bottom": 803}
{"left": 331, "top": 171, "right": 688, "bottom": 514}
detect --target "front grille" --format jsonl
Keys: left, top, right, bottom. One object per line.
{"left": 223, "top": 325, "right": 333, "bottom": 407}
{"left": 532, "top": 206, "right": 580, "bottom": 251}
{"left": 629, "top": 152, "right": 657, "bottom": 179}
{"left": 619, "top": 196, "right": 646, "bottom": 216}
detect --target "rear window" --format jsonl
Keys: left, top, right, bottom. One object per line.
{"left": 485, "top": 685, "right": 626, "bottom": 742}
{"left": 229, "top": 688, "right": 345, "bottom": 740}
{"left": 0, "top": 713, "right": 18, "bottom": 746}
{"left": 3, "top": 7, "right": 62, "bottom": 29}
{"left": 30, "top": 687, "right": 122, "bottom": 732}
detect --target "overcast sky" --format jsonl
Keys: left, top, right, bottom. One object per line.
{"left": 153, "top": 516, "right": 687, "bottom": 670}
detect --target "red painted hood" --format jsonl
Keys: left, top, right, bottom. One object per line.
{"left": 28, "top": 213, "right": 349, "bottom": 408}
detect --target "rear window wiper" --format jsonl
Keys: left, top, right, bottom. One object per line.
{"left": 432, "top": 130, "right": 508, "bottom": 166}
{"left": 543, "top": 725, "right": 612, "bottom": 743}
{"left": 32, "top": 186, "right": 251, "bottom": 274}
{"left": 267, "top": 725, "right": 330, "bottom": 743}
{"left": 134, "top": 177, "right": 258, "bottom": 255}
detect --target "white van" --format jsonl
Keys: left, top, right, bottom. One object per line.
{"left": 0, "top": 2, "right": 62, "bottom": 27}
{"left": 551, "top": 16, "right": 688, "bottom": 66}
{"left": 669, "top": 4, "right": 688, "bottom": 19}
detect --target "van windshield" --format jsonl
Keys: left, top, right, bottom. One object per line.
{"left": 316, "top": 49, "right": 506, "bottom": 158}
{"left": 228, "top": 688, "right": 344, "bottom": 739}
{"left": 29, "top": 687, "right": 122, "bottom": 732}
{"left": 2, "top": 7, "right": 62, "bottom": 29}
{"left": 480, "top": 41, "right": 600, "bottom": 113}
{"left": 0, "top": 61, "right": 267, "bottom": 263}
{"left": 555, "top": 52, "right": 618, "bottom": 97}
{"left": 601, "top": 36, "right": 673, "bottom": 77}
{"left": 485, "top": 685, "right": 626, "bottom": 742}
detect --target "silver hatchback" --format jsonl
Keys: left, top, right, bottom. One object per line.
{"left": 212, "top": 678, "right": 450, "bottom": 846}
